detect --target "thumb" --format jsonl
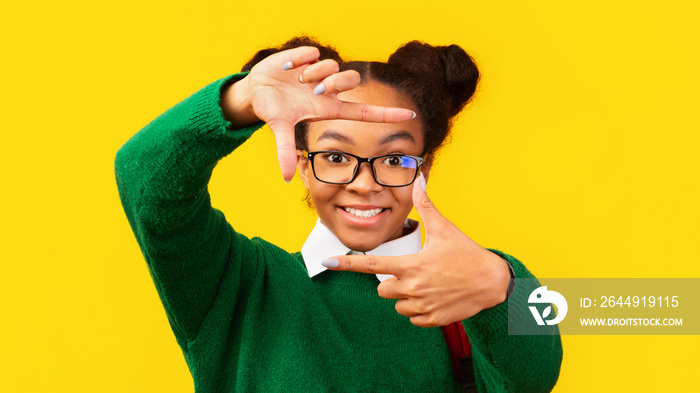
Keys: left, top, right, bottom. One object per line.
{"left": 268, "top": 119, "right": 297, "bottom": 183}
{"left": 413, "top": 172, "right": 447, "bottom": 236}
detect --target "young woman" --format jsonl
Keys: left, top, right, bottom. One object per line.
{"left": 116, "top": 37, "right": 562, "bottom": 392}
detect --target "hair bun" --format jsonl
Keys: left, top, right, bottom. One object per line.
{"left": 386, "top": 41, "right": 479, "bottom": 119}
{"left": 437, "top": 44, "right": 479, "bottom": 117}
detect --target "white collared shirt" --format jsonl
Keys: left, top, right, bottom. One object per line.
{"left": 301, "top": 218, "right": 422, "bottom": 282}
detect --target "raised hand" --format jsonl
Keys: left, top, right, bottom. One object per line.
{"left": 221, "top": 46, "right": 416, "bottom": 182}
{"left": 322, "top": 174, "right": 513, "bottom": 328}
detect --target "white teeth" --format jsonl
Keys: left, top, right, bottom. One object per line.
{"left": 343, "top": 207, "right": 384, "bottom": 218}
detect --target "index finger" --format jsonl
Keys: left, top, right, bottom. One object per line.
{"left": 280, "top": 46, "right": 321, "bottom": 70}
{"left": 322, "top": 254, "right": 408, "bottom": 276}
{"left": 336, "top": 101, "right": 416, "bottom": 123}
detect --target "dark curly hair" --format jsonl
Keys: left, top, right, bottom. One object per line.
{"left": 241, "top": 36, "right": 480, "bottom": 165}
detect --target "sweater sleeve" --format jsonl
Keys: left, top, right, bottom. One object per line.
{"left": 115, "top": 72, "right": 264, "bottom": 345}
{"left": 462, "top": 250, "right": 563, "bottom": 392}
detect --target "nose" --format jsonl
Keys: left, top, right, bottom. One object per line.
{"left": 346, "top": 161, "right": 383, "bottom": 194}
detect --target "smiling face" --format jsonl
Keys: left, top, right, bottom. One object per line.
{"left": 297, "top": 80, "right": 429, "bottom": 252}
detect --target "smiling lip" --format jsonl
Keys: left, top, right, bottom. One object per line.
{"left": 337, "top": 205, "right": 389, "bottom": 227}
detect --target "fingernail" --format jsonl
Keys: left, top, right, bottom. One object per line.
{"left": 284, "top": 177, "right": 291, "bottom": 184}
{"left": 321, "top": 258, "right": 339, "bottom": 268}
{"left": 419, "top": 172, "right": 427, "bottom": 191}
{"left": 313, "top": 83, "right": 325, "bottom": 95}
{"left": 410, "top": 111, "right": 417, "bottom": 119}
{"left": 282, "top": 61, "right": 293, "bottom": 71}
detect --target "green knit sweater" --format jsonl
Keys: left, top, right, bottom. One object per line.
{"left": 115, "top": 73, "right": 562, "bottom": 392}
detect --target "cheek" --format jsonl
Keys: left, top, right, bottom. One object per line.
{"left": 308, "top": 182, "right": 337, "bottom": 207}
{"left": 392, "top": 188, "right": 414, "bottom": 213}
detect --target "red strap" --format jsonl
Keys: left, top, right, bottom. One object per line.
{"left": 440, "top": 321, "right": 472, "bottom": 381}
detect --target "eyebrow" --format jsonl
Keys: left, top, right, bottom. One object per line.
{"left": 379, "top": 130, "right": 416, "bottom": 145}
{"left": 317, "top": 130, "right": 354, "bottom": 144}
{"left": 316, "top": 130, "right": 416, "bottom": 145}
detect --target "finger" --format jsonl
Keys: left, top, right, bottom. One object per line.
{"left": 376, "top": 277, "right": 402, "bottom": 299}
{"left": 311, "top": 70, "right": 361, "bottom": 96}
{"left": 322, "top": 254, "right": 408, "bottom": 277}
{"left": 409, "top": 314, "right": 446, "bottom": 328}
{"left": 335, "top": 101, "right": 416, "bottom": 123}
{"left": 281, "top": 46, "right": 321, "bottom": 71}
{"left": 299, "top": 59, "right": 339, "bottom": 84}
{"left": 412, "top": 172, "right": 449, "bottom": 239}
{"left": 395, "top": 299, "right": 420, "bottom": 317}
{"left": 267, "top": 119, "right": 297, "bottom": 182}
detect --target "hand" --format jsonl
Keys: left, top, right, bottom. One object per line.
{"left": 222, "top": 46, "right": 415, "bottom": 182}
{"left": 323, "top": 174, "right": 512, "bottom": 328}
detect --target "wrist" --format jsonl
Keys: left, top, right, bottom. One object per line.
{"left": 221, "top": 76, "right": 259, "bottom": 127}
{"left": 482, "top": 250, "right": 514, "bottom": 309}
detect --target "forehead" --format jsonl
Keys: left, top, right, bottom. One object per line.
{"left": 307, "top": 81, "right": 423, "bottom": 149}
{"left": 337, "top": 80, "right": 415, "bottom": 110}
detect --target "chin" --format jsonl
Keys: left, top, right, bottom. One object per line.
{"left": 338, "top": 233, "right": 384, "bottom": 253}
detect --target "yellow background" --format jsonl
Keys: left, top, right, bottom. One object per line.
{"left": 2, "top": 0, "right": 698, "bottom": 391}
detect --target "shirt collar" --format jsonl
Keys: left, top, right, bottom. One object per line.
{"left": 301, "top": 218, "right": 422, "bottom": 282}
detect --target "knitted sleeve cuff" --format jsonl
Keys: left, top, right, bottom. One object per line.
{"left": 188, "top": 71, "right": 265, "bottom": 146}
{"left": 462, "top": 249, "right": 533, "bottom": 336}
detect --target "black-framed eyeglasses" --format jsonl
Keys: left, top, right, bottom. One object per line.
{"left": 306, "top": 150, "right": 424, "bottom": 187}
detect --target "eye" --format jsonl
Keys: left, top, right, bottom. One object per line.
{"left": 381, "top": 155, "right": 409, "bottom": 167}
{"left": 322, "top": 152, "right": 350, "bottom": 164}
